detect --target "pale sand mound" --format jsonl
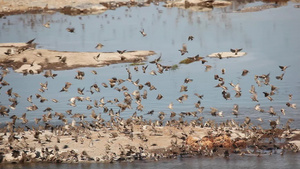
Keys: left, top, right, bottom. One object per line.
{"left": 207, "top": 52, "right": 247, "bottom": 58}
{"left": 0, "top": 43, "right": 155, "bottom": 73}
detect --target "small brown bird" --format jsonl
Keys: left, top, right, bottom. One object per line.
{"left": 188, "top": 36, "right": 194, "bottom": 41}
{"left": 26, "top": 38, "right": 36, "bottom": 44}
{"left": 179, "top": 44, "right": 188, "bottom": 55}
{"left": 279, "top": 65, "right": 290, "bottom": 71}
{"left": 180, "top": 85, "right": 188, "bottom": 92}
{"left": 230, "top": 48, "right": 243, "bottom": 55}
{"left": 241, "top": 69, "right": 249, "bottom": 76}
{"left": 276, "top": 73, "right": 285, "bottom": 80}
{"left": 66, "top": 27, "right": 75, "bottom": 33}
{"left": 117, "top": 50, "right": 126, "bottom": 54}
{"left": 205, "top": 65, "right": 212, "bottom": 72}
{"left": 156, "top": 94, "right": 163, "bottom": 100}
{"left": 95, "top": 43, "right": 104, "bottom": 50}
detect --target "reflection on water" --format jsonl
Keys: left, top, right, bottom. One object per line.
{"left": 0, "top": 1, "right": 300, "bottom": 167}
{"left": 3, "top": 153, "right": 300, "bottom": 169}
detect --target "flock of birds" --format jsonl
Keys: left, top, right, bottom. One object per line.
{"left": 0, "top": 34, "right": 298, "bottom": 134}
{"left": 0, "top": 13, "right": 299, "bottom": 162}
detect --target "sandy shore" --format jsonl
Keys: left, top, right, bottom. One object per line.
{"left": 0, "top": 0, "right": 234, "bottom": 16}
{"left": 1, "top": 119, "right": 300, "bottom": 164}
{"left": 0, "top": 43, "right": 155, "bottom": 73}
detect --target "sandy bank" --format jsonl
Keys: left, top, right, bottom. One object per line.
{"left": 1, "top": 121, "right": 299, "bottom": 164}
{"left": 0, "top": 43, "right": 155, "bottom": 73}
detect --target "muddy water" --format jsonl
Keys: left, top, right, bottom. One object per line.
{"left": 1, "top": 2, "right": 300, "bottom": 128}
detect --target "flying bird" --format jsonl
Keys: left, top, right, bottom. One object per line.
{"left": 230, "top": 48, "right": 243, "bottom": 55}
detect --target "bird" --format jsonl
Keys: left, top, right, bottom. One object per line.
{"left": 205, "top": 65, "right": 212, "bottom": 72}
{"left": 184, "top": 78, "right": 193, "bottom": 83}
{"left": 276, "top": 73, "right": 285, "bottom": 80}
{"left": 156, "top": 94, "right": 163, "bottom": 100}
{"left": 4, "top": 49, "right": 14, "bottom": 55}
{"left": 221, "top": 68, "right": 225, "bottom": 74}
{"left": 279, "top": 65, "right": 290, "bottom": 71}
{"left": 117, "top": 50, "right": 126, "bottom": 54}
{"left": 142, "top": 65, "right": 148, "bottom": 73}
{"left": 230, "top": 48, "right": 243, "bottom": 55}
{"left": 67, "top": 27, "right": 75, "bottom": 33}
{"left": 149, "top": 56, "right": 161, "bottom": 64}
{"left": 281, "top": 108, "right": 286, "bottom": 115}
{"left": 180, "top": 85, "right": 188, "bottom": 92}
{"left": 44, "top": 22, "right": 50, "bottom": 28}
{"left": 140, "top": 29, "right": 147, "bottom": 36}
{"left": 241, "top": 69, "right": 249, "bottom": 76}
{"left": 95, "top": 43, "right": 104, "bottom": 50}
{"left": 268, "top": 106, "right": 276, "bottom": 116}
{"left": 179, "top": 44, "right": 188, "bottom": 55}
{"left": 286, "top": 102, "right": 296, "bottom": 109}
{"left": 26, "top": 38, "right": 36, "bottom": 44}
{"left": 216, "top": 53, "right": 222, "bottom": 59}
{"left": 188, "top": 36, "right": 194, "bottom": 41}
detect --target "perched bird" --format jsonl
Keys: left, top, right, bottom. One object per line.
{"left": 230, "top": 48, "right": 243, "bottom": 55}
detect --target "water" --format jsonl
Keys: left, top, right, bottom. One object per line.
{"left": 2, "top": 153, "right": 300, "bottom": 169}
{"left": 0, "top": 1, "right": 300, "bottom": 168}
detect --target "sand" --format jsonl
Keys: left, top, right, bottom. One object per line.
{"left": 0, "top": 43, "right": 155, "bottom": 73}
{"left": 1, "top": 120, "right": 300, "bottom": 164}
{"left": 207, "top": 52, "right": 247, "bottom": 58}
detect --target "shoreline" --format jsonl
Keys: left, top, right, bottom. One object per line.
{"left": 1, "top": 119, "right": 300, "bottom": 164}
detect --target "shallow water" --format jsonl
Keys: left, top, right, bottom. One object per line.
{"left": 3, "top": 153, "right": 300, "bottom": 169}
{"left": 0, "top": 1, "right": 300, "bottom": 167}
